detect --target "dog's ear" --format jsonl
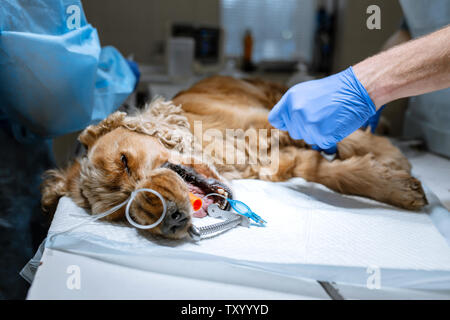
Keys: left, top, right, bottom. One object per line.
{"left": 41, "top": 168, "right": 68, "bottom": 215}
{"left": 41, "top": 160, "right": 83, "bottom": 215}
{"left": 78, "top": 111, "right": 127, "bottom": 149}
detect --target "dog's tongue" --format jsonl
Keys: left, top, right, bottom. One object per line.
{"left": 188, "top": 184, "right": 214, "bottom": 218}
{"left": 193, "top": 207, "right": 207, "bottom": 218}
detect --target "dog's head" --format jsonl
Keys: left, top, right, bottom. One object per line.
{"left": 42, "top": 100, "right": 231, "bottom": 239}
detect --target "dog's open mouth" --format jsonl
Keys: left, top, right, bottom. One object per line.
{"left": 161, "top": 162, "right": 232, "bottom": 218}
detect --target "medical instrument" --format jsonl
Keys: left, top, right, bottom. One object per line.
{"left": 188, "top": 193, "right": 266, "bottom": 241}
{"left": 189, "top": 193, "right": 203, "bottom": 212}
{"left": 206, "top": 193, "right": 266, "bottom": 225}
{"left": 189, "top": 204, "right": 250, "bottom": 241}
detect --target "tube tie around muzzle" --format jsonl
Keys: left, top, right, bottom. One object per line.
{"left": 46, "top": 189, "right": 265, "bottom": 242}
{"left": 48, "top": 188, "right": 167, "bottom": 242}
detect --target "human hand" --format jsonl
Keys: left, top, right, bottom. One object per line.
{"left": 268, "top": 67, "right": 376, "bottom": 151}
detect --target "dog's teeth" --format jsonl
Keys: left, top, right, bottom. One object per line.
{"left": 217, "top": 188, "right": 224, "bottom": 194}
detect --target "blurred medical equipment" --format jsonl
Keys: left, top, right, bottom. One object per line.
{"left": 169, "top": 23, "right": 224, "bottom": 74}
{"left": 311, "top": 2, "right": 337, "bottom": 74}
{"left": 167, "top": 37, "right": 195, "bottom": 78}
{"left": 286, "top": 62, "right": 316, "bottom": 87}
{"left": 241, "top": 29, "right": 254, "bottom": 72}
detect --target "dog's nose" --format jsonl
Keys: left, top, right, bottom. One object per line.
{"left": 160, "top": 209, "right": 189, "bottom": 235}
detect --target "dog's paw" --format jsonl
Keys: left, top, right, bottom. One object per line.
{"left": 389, "top": 175, "right": 428, "bottom": 210}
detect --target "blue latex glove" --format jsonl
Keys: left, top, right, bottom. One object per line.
{"left": 0, "top": 0, "right": 136, "bottom": 140}
{"left": 362, "top": 105, "right": 385, "bottom": 133}
{"left": 268, "top": 67, "right": 376, "bottom": 151}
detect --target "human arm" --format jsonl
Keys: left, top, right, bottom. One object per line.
{"left": 268, "top": 25, "right": 450, "bottom": 150}
{"left": 354, "top": 24, "right": 450, "bottom": 110}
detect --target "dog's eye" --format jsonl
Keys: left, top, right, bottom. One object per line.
{"left": 121, "top": 154, "right": 130, "bottom": 174}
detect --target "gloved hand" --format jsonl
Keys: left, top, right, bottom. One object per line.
{"left": 362, "top": 105, "right": 385, "bottom": 133}
{"left": 312, "top": 105, "right": 384, "bottom": 154}
{"left": 268, "top": 67, "right": 377, "bottom": 151}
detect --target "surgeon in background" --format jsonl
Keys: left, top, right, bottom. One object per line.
{"left": 0, "top": 0, "right": 138, "bottom": 299}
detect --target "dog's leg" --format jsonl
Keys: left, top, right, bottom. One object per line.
{"left": 263, "top": 147, "right": 427, "bottom": 210}
{"left": 243, "top": 113, "right": 411, "bottom": 173}
{"left": 338, "top": 129, "right": 412, "bottom": 172}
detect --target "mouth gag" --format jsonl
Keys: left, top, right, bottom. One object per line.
{"left": 189, "top": 193, "right": 267, "bottom": 241}
{"left": 48, "top": 189, "right": 265, "bottom": 242}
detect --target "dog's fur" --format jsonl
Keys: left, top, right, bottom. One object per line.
{"left": 41, "top": 76, "right": 428, "bottom": 239}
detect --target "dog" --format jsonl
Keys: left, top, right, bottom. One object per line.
{"left": 41, "top": 76, "right": 428, "bottom": 239}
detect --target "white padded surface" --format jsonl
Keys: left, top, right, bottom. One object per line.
{"left": 49, "top": 177, "right": 450, "bottom": 275}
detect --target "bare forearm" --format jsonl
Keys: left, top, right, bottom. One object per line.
{"left": 353, "top": 25, "right": 450, "bottom": 110}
